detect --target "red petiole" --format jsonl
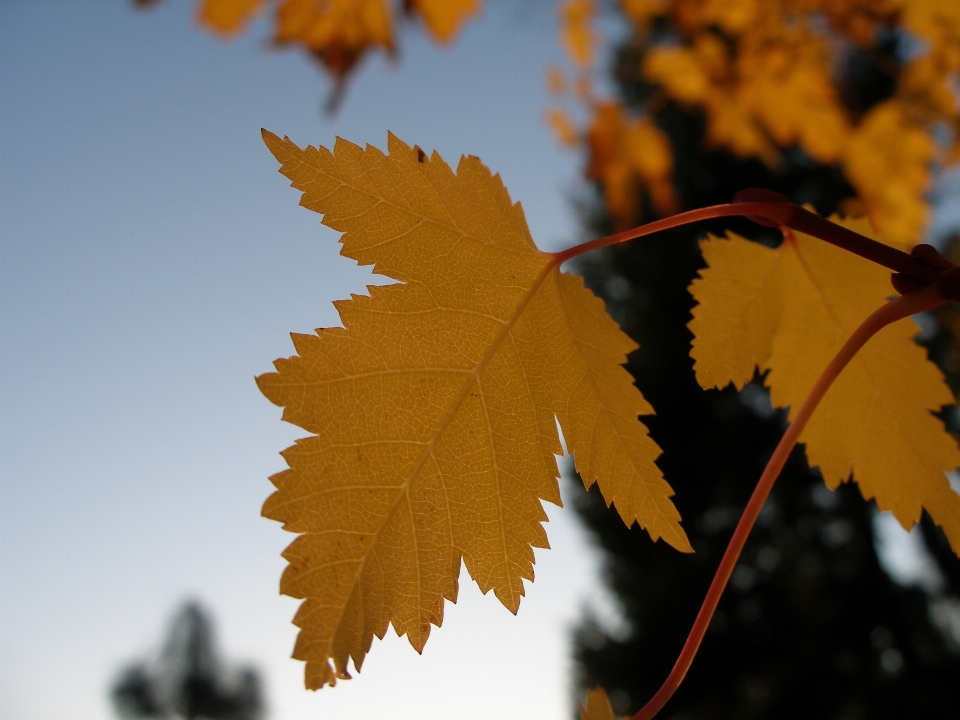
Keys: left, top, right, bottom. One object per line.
{"left": 549, "top": 194, "right": 960, "bottom": 301}
{"left": 550, "top": 195, "right": 958, "bottom": 719}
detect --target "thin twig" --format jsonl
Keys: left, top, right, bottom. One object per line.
{"left": 550, "top": 200, "right": 947, "bottom": 291}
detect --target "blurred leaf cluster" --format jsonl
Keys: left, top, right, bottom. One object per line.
{"left": 549, "top": 0, "right": 960, "bottom": 246}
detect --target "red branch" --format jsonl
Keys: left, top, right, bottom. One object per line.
{"left": 549, "top": 195, "right": 960, "bottom": 301}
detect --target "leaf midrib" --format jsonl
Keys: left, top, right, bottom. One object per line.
{"left": 316, "top": 257, "right": 559, "bottom": 671}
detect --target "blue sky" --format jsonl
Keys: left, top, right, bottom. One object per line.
{"left": 0, "top": 2, "right": 620, "bottom": 719}
{"left": 5, "top": 3, "right": 960, "bottom": 720}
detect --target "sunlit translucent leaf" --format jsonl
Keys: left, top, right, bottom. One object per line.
{"left": 561, "top": 0, "right": 960, "bottom": 245}
{"left": 145, "top": 0, "right": 484, "bottom": 89}
{"left": 546, "top": 108, "right": 579, "bottom": 148}
{"left": 274, "top": 0, "right": 393, "bottom": 82}
{"left": 845, "top": 101, "right": 934, "bottom": 247}
{"left": 260, "top": 130, "right": 690, "bottom": 689}
{"left": 579, "top": 686, "right": 627, "bottom": 720}
{"left": 197, "top": 0, "right": 262, "bottom": 35}
{"left": 560, "top": 0, "right": 596, "bottom": 69}
{"left": 689, "top": 216, "right": 960, "bottom": 555}
{"left": 408, "top": 0, "right": 479, "bottom": 43}
{"left": 586, "top": 102, "right": 677, "bottom": 225}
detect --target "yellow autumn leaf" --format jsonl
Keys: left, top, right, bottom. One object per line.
{"left": 900, "top": 54, "right": 958, "bottom": 119}
{"left": 274, "top": 0, "right": 393, "bottom": 81}
{"left": 641, "top": 40, "right": 781, "bottom": 164}
{"left": 688, "top": 217, "right": 960, "bottom": 553}
{"left": 644, "top": 46, "right": 710, "bottom": 104}
{"left": 623, "top": 116, "right": 678, "bottom": 216}
{"left": 586, "top": 102, "right": 677, "bottom": 224}
{"left": 622, "top": 0, "right": 667, "bottom": 31}
{"left": 579, "top": 686, "right": 627, "bottom": 720}
{"left": 546, "top": 108, "right": 579, "bottom": 148}
{"left": 701, "top": 89, "right": 778, "bottom": 164}
{"left": 559, "top": 0, "right": 960, "bottom": 246}
{"left": 676, "top": 0, "right": 757, "bottom": 34}
{"left": 259, "top": 130, "right": 691, "bottom": 689}
{"left": 900, "top": 0, "right": 960, "bottom": 61}
{"left": 736, "top": 27, "right": 850, "bottom": 164}
{"left": 408, "top": 0, "right": 479, "bottom": 44}
{"left": 197, "top": 0, "right": 262, "bottom": 35}
{"left": 560, "top": 0, "right": 596, "bottom": 69}
{"left": 546, "top": 65, "right": 568, "bottom": 95}
{"left": 844, "top": 101, "right": 935, "bottom": 247}
{"left": 144, "top": 0, "right": 485, "bottom": 92}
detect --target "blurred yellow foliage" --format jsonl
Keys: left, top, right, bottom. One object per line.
{"left": 844, "top": 101, "right": 936, "bottom": 245}
{"left": 560, "top": 0, "right": 597, "bottom": 69}
{"left": 586, "top": 102, "right": 678, "bottom": 224}
{"left": 621, "top": 0, "right": 667, "bottom": 31}
{"left": 145, "top": 0, "right": 959, "bottom": 239}
{"left": 549, "top": 0, "right": 960, "bottom": 240}
{"left": 198, "top": 0, "right": 262, "bottom": 34}
{"left": 407, "top": 0, "right": 479, "bottom": 44}
{"left": 579, "top": 686, "right": 628, "bottom": 720}
{"left": 274, "top": 0, "right": 394, "bottom": 82}
{"left": 546, "top": 108, "right": 580, "bottom": 148}
{"left": 145, "top": 0, "right": 480, "bottom": 89}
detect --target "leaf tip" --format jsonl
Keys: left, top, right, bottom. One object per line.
{"left": 646, "top": 514, "right": 694, "bottom": 554}
{"left": 261, "top": 127, "right": 280, "bottom": 147}
{"left": 672, "top": 531, "right": 695, "bottom": 554}
{"left": 255, "top": 370, "right": 283, "bottom": 407}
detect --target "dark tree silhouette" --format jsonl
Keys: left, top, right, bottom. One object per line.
{"left": 112, "top": 601, "right": 264, "bottom": 720}
{"left": 569, "top": 25, "right": 960, "bottom": 720}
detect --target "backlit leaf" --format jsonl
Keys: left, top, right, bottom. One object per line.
{"left": 621, "top": 0, "right": 667, "bottom": 31}
{"left": 844, "top": 101, "right": 935, "bottom": 248}
{"left": 585, "top": 102, "right": 677, "bottom": 226}
{"left": 197, "top": 0, "right": 262, "bottom": 35}
{"left": 560, "top": 0, "right": 596, "bottom": 69}
{"left": 552, "top": 0, "right": 960, "bottom": 245}
{"left": 546, "top": 107, "right": 580, "bottom": 148}
{"left": 579, "top": 686, "right": 627, "bottom": 720}
{"left": 643, "top": 46, "right": 710, "bottom": 105}
{"left": 407, "top": 0, "right": 479, "bottom": 43}
{"left": 259, "top": 130, "right": 691, "bottom": 688}
{"left": 140, "top": 0, "right": 483, "bottom": 91}
{"left": 689, "top": 216, "right": 960, "bottom": 554}
{"left": 274, "top": 0, "right": 394, "bottom": 82}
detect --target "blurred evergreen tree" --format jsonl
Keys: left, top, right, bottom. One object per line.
{"left": 112, "top": 601, "right": 264, "bottom": 720}
{"left": 569, "top": 27, "right": 960, "bottom": 720}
